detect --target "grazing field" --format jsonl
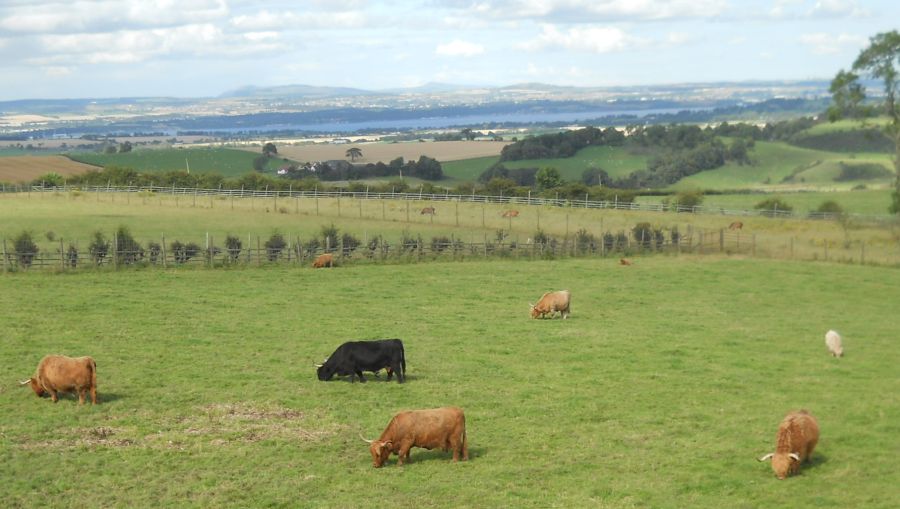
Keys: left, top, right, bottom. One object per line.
{"left": 1, "top": 258, "right": 898, "bottom": 508}
{"left": 2, "top": 191, "right": 900, "bottom": 267}
{"left": 68, "top": 148, "right": 285, "bottom": 177}
{"left": 442, "top": 156, "right": 501, "bottom": 183}
{"left": 670, "top": 141, "right": 895, "bottom": 191}
{"left": 0, "top": 155, "right": 99, "bottom": 183}
{"left": 266, "top": 140, "right": 508, "bottom": 166}
{"left": 637, "top": 189, "right": 894, "bottom": 216}
{"left": 502, "top": 145, "right": 650, "bottom": 182}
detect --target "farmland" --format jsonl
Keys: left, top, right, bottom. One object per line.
{"left": 0, "top": 155, "right": 98, "bottom": 183}
{"left": 2, "top": 255, "right": 899, "bottom": 508}
{"left": 263, "top": 140, "right": 508, "bottom": 166}
{"left": 67, "top": 148, "right": 285, "bottom": 177}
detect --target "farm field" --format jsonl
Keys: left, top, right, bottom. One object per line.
{"left": 636, "top": 189, "right": 894, "bottom": 216}
{"left": 0, "top": 155, "right": 99, "bottom": 184}
{"left": 67, "top": 148, "right": 285, "bottom": 177}
{"left": 264, "top": 140, "right": 508, "bottom": 166}
{"left": 501, "top": 145, "right": 650, "bottom": 182}
{"left": 670, "top": 141, "right": 895, "bottom": 191}
{"left": 2, "top": 191, "right": 900, "bottom": 267}
{"left": 1, "top": 258, "right": 898, "bottom": 508}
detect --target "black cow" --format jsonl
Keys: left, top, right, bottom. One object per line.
{"left": 316, "top": 339, "right": 406, "bottom": 383}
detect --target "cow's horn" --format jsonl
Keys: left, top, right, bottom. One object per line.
{"left": 788, "top": 453, "right": 800, "bottom": 461}
{"left": 358, "top": 433, "right": 374, "bottom": 444}
{"left": 758, "top": 453, "right": 774, "bottom": 462}
{"left": 18, "top": 378, "right": 31, "bottom": 386}
{"left": 314, "top": 364, "right": 323, "bottom": 368}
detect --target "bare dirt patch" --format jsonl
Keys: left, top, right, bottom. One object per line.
{"left": 258, "top": 140, "right": 507, "bottom": 164}
{"left": 0, "top": 155, "right": 98, "bottom": 183}
{"left": 17, "top": 402, "right": 335, "bottom": 450}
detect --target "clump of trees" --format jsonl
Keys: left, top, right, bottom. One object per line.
{"left": 13, "top": 231, "right": 38, "bottom": 268}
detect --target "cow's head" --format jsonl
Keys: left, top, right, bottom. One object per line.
{"left": 315, "top": 360, "right": 334, "bottom": 381}
{"left": 19, "top": 378, "right": 45, "bottom": 397}
{"left": 529, "top": 304, "right": 540, "bottom": 319}
{"left": 758, "top": 452, "right": 800, "bottom": 479}
{"left": 361, "top": 434, "right": 392, "bottom": 467}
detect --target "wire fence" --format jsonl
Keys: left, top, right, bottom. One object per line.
{"left": 2, "top": 184, "right": 893, "bottom": 223}
{"left": 2, "top": 228, "right": 884, "bottom": 272}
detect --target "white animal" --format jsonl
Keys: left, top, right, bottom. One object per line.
{"left": 825, "top": 330, "right": 843, "bottom": 357}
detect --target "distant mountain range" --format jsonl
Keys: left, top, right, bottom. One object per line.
{"left": 0, "top": 80, "right": 837, "bottom": 138}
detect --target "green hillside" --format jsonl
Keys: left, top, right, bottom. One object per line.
{"left": 637, "top": 188, "right": 893, "bottom": 216}
{"left": 68, "top": 148, "right": 288, "bottom": 177}
{"left": 501, "top": 145, "right": 649, "bottom": 181}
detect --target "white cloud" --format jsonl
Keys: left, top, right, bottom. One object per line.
{"left": 0, "top": 0, "right": 229, "bottom": 34}
{"left": 43, "top": 66, "right": 73, "bottom": 77}
{"left": 520, "top": 25, "right": 637, "bottom": 53}
{"left": 436, "top": 0, "right": 728, "bottom": 22}
{"left": 799, "top": 32, "right": 866, "bottom": 55}
{"left": 229, "top": 10, "right": 366, "bottom": 31}
{"left": 810, "top": 0, "right": 868, "bottom": 18}
{"left": 435, "top": 40, "right": 485, "bottom": 57}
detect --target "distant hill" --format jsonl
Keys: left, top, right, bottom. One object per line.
{"left": 219, "top": 84, "right": 377, "bottom": 99}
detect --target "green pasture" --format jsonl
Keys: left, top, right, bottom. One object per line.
{"left": 800, "top": 118, "right": 890, "bottom": 136}
{"left": 67, "top": 148, "right": 288, "bottom": 177}
{"left": 501, "top": 145, "right": 650, "bottom": 182}
{"left": 637, "top": 189, "right": 894, "bottom": 216}
{"left": 441, "top": 156, "right": 500, "bottom": 183}
{"left": 1, "top": 257, "right": 898, "bottom": 508}
{"left": 670, "top": 141, "right": 895, "bottom": 191}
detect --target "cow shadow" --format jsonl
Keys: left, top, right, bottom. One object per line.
{"left": 804, "top": 453, "right": 828, "bottom": 472}
{"left": 334, "top": 373, "right": 420, "bottom": 383}
{"left": 36, "top": 391, "right": 121, "bottom": 404}
{"left": 391, "top": 446, "right": 485, "bottom": 465}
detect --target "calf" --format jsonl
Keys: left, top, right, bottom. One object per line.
{"left": 420, "top": 207, "right": 436, "bottom": 215}
{"left": 530, "top": 290, "right": 571, "bottom": 319}
{"left": 758, "top": 410, "right": 819, "bottom": 479}
{"left": 361, "top": 407, "right": 468, "bottom": 467}
{"left": 501, "top": 210, "right": 519, "bottom": 218}
{"left": 312, "top": 253, "right": 334, "bottom": 268}
{"left": 729, "top": 221, "right": 744, "bottom": 230}
{"left": 20, "top": 355, "right": 97, "bottom": 405}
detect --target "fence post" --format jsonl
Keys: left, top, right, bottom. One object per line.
{"left": 257, "top": 237, "right": 261, "bottom": 266}
{"left": 338, "top": 194, "right": 341, "bottom": 217}
{"left": 359, "top": 198, "right": 363, "bottom": 218}
{"left": 2, "top": 239, "right": 7, "bottom": 272}
{"left": 456, "top": 200, "right": 459, "bottom": 226}
{"left": 162, "top": 235, "right": 168, "bottom": 268}
{"left": 699, "top": 231, "right": 704, "bottom": 255}
{"left": 406, "top": 201, "right": 410, "bottom": 222}
{"left": 752, "top": 234, "right": 756, "bottom": 257}
{"left": 861, "top": 242, "right": 865, "bottom": 265}
{"left": 824, "top": 240, "right": 828, "bottom": 261}
{"left": 113, "top": 232, "right": 118, "bottom": 270}
{"left": 537, "top": 208, "right": 540, "bottom": 230}
{"left": 790, "top": 236, "right": 794, "bottom": 259}
{"left": 481, "top": 204, "right": 485, "bottom": 227}
{"left": 719, "top": 229, "right": 724, "bottom": 252}
{"left": 60, "top": 238, "right": 64, "bottom": 271}
{"left": 382, "top": 200, "right": 386, "bottom": 220}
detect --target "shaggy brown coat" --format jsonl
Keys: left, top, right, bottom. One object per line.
{"left": 312, "top": 253, "right": 334, "bottom": 268}
{"left": 363, "top": 407, "right": 468, "bottom": 468}
{"left": 420, "top": 207, "right": 436, "bottom": 215}
{"left": 759, "top": 410, "right": 819, "bottom": 479}
{"left": 530, "top": 290, "right": 571, "bottom": 319}
{"left": 501, "top": 210, "right": 520, "bottom": 218}
{"left": 729, "top": 221, "right": 744, "bottom": 230}
{"left": 23, "top": 355, "right": 97, "bottom": 405}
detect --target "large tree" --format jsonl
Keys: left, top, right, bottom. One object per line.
{"left": 345, "top": 147, "right": 363, "bottom": 162}
{"left": 831, "top": 30, "right": 900, "bottom": 213}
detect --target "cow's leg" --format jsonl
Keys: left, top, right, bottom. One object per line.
{"left": 78, "top": 389, "right": 86, "bottom": 405}
{"left": 392, "top": 363, "right": 404, "bottom": 383}
{"left": 355, "top": 370, "right": 366, "bottom": 383}
{"left": 90, "top": 385, "right": 98, "bottom": 404}
{"left": 397, "top": 442, "right": 412, "bottom": 465}
{"left": 49, "top": 389, "right": 58, "bottom": 403}
{"left": 385, "top": 367, "right": 393, "bottom": 381}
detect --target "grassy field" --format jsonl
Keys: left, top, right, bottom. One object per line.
{"left": 267, "top": 140, "right": 508, "bottom": 166}
{"left": 1, "top": 257, "right": 898, "bottom": 508}
{"left": 2, "top": 191, "right": 900, "bottom": 268}
{"left": 637, "top": 189, "right": 894, "bottom": 216}
{"left": 670, "top": 141, "right": 895, "bottom": 191}
{"left": 68, "top": 148, "right": 287, "bottom": 177}
{"left": 442, "top": 156, "right": 500, "bottom": 183}
{"left": 0, "top": 155, "right": 99, "bottom": 184}
{"left": 501, "top": 145, "right": 650, "bottom": 182}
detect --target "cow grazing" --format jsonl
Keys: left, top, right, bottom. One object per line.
{"left": 360, "top": 407, "right": 468, "bottom": 467}
{"left": 316, "top": 339, "right": 405, "bottom": 383}
{"left": 420, "top": 207, "right": 436, "bottom": 215}
{"left": 501, "top": 210, "right": 520, "bottom": 218}
{"left": 758, "top": 410, "right": 819, "bottom": 479}
{"left": 619, "top": 258, "right": 632, "bottom": 266}
{"left": 825, "top": 330, "right": 844, "bottom": 357}
{"left": 20, "top": 355, "right": 97, "bottom": 405}
{"left": 312, "top": 253, "right": 334, "bottom": 268}
{"left": 729, "top": 221, "right": 744, "bottom": 230}
{"left": 530, "top": 290, "right": 571, "bottom": 319}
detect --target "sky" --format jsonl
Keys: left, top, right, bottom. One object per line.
{"left": 0, "top": 0, "right": 897, "bottom": 101}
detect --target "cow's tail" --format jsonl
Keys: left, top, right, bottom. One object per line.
{"left": 400, "top": 342, "right": 407, "bottom": 376}
{"left": 88, "top": 358, "right": 97, "bottom": 388}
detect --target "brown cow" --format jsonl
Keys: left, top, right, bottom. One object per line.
{"left": 20, "top": 355, "right": 97, "bottom": 405}
{"left": 360, "top": 407, "right": 469, "bottom": 468}
{"left": 758, "top": 410, "right": 820, "bottom": 479}
{"left": 619, "top": 258, "right": 632, "bottom": 266}
{"left": 729, "top": 221, "right": 743, "bottom": 231}
{"left": 420, "top": 207, "right": 436, "bottom": 215}
{"left": 530, "top": 290, "right": 571, "bottom": 319}
{"left": 312, "top": 253, "right": 334, "bottom": 268}
{"left": 501, "top": 210, "right": 520, "bottom": 218}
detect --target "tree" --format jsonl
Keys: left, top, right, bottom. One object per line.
{"left": 535, "top": 166, "right": 563, "bottom": 191}
{"left": 460, "top": 128, "right": 476, "bottom": 141}
{"left": 831, "top": 30, "right": 900, "bottom": 214}
{"left": 262, "top": 142, "right": 278, "bottom": 157}
{"left": 346, "top": 147, "right": 363, "bottom": 162}
{"left": 118, "top": 141, "right": 133, "bottom": 153}
{"left": 252, "top": 155, "right": 268, "bottom": 173}
{"left": 827, "top": 70, "right": 868, "bottom": 121}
